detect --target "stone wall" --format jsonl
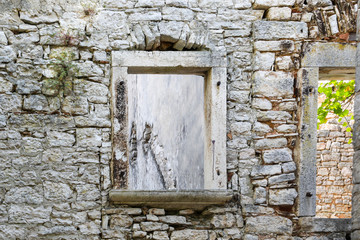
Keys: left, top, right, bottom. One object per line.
{"left": 316, "top": 93, "right": 353, "bottom": 218}
{"left": 0, "top": 0, "right": 357, "bottom": 239}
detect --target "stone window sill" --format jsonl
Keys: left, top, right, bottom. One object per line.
{"left": 109, "top": 190, "right": 233, "bottom": 210}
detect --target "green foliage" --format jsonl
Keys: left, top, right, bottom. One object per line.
{"left": 317, "top": 80, "right": 354, "bottom": 143}
{"left": 43, "top": 51, "right": 78, "bottom": 97}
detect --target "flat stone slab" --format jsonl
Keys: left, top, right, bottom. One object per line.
{"left": 109, "top": 190, "right": 233, "bottom": 210}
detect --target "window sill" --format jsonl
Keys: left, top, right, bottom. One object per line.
{"left": 109, "top": 190, "right": 233, "bottom": 210}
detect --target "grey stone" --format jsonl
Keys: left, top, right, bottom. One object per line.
{"left": 277, "top": 124, "right": 296, "bottom": 133}
{"left": 38, "top": 226, "right": 77, "bottom": 236}
{"left": 263, "top": 148, "right": 292, "bottom": 164}
{"left": 210, "top": 213, "right": 235, "bottom": 228}
{"left": 254, "top": 0, "right": 295, "bottom": 9}
{"left": 163, "top": 7, "right": 194, "bottom": 21}
{"left": 266, "top": 7, "right": 292, "bottom": 20}
{"left": 153, "top": 231, "right": 169, "bottom": 240}
{"left": 79, "top": 221, "right": 101, "bottom": 235}
{"left": 0, "top": 31, "right": 8, "bottom": 45}
{"left": 251, "top": 165, "right": 282, "bottom": 177}
{"left": 254, "top": 21, "right": 308, "bottom": 40}
{"left": 276, "top": 56, "right": 293, "bottom": 70}
{"left": 0, "top": 115, "right": 6, "bottom": 128}
{"left": 159, "top": 21, "right": 184, "bottom": 43}
{"left": 254, "top": 122, "right": 271, "bottom": 135}
{"left": 16, "top": 79, "right": 41, "bottom": 94}
{"left": 282, "top": 162, "right": 296, "bottom": 173}
{"left": 44, "top": 181, "right": 73, "bottom": 201}
{"left": 74, "top": 80, "right": 109, "bottom": 98}
{"left": 253, "top": 52, "right": 275, "bottom": 70}
{"left": 0, "top": 46, "right": 16, "bottom": 63}
{"left": 230, "top": 122, "right": 251, "bottom": 136}
{"left": 23, "top": 95, "right": 49, "bottom": 111}
{"left": 74, "top": 61, "right": 104, "bottom": 77}
{"left": 20, "top": 12, "right": 58, "bottom": 24}
{"left": 253, "top": 71, "right": 294, "bottom": 98}
{"left": 9, "top": 205, "right": 51, "bottom": 224}
{"left": 5, "top": 186, "right": 43, "bottom": 204}
{"left": 254, "top": 138, "right": 288, "bottom": 149}
{"left": 0, "top": 77, "right": 12, "bottom": 93}
{"left": 159, "top": 216, "right": 187, "bottom": 225}
{"left": 257, "top": 111, "right": 292, "bottom": 121}
{"left": 0, "top": 225, "right": 26, "bottom": 239}
{"left": 254, "top": 40, "right": 294, "bottom": 52}
{"left": 307, "top": 0, "right": 333, "bottom": 7}
{"left": 245, "top": 216, "right": 292, "bottom": 234}
{"left": 61, "top": 96, "right": 89, "bottom": 115}
{"left": 110, "top": 215, "right": 133, "bottom": 228}
{"left": 47, "top": 131, "right": 75, "bottom": 147}
{"left": 76, "top": 184, "right": 100, "bottom": 201}
{"left": 269, "top": 173, "right": 295, "bottom": 185}
{"left": 171, "top": 229, "right": 208, "bottom": 240}
{"left": 141, "top": 222, "right": 169, "bottom": 231}
{"left": 299, "top": 218, "right": 351, "bottom": 233}
{"left": 269, "top": 188, "right": 297, "bottom": 205}
{"left": 76, "top": 128, "right": 102, "bottom": 147}
{"left": 254, "top": 187, "right": 267, "bottom": 204}
{"left": 135, "top": 0, "right": 165, "bottom": 7}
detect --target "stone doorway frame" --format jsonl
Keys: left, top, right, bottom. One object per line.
{"left": 296, "top": 42, "right": 356, "bottom": 234}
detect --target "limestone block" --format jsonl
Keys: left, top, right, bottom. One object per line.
{"left": 254, "top": 21, "right": 308, "bottom": 40}
{"left": 153, "top": 231, "right": 169, "bottom": 240}
{"left": 328, "top": 14, "right": 339, "bottom": 35}
{"left": 257, "top": 110, "right": 292, "bottom": 121}
{"left": 110, "top": 215, "right": 133, "bottom": 228}
{"left": 253, "top": 71, "right": 294, "bottom": 98}
{"left": 149, "top": 208, "right": 166, "bottom": 215}
{"left": 47, "top": 131, "right": 75, "bottom": 147}
{"left": 0, "top": 225, "right": 26, "bottom": 240}
{"left": 254, "top": 0, "right": 295, "bottom": 9}
{"left": 254, "top": 187, "right": 267, "bottom": 204}
{"left": 0, "top": 115, "right": 6, "bottom": 128}
{"left": 230, "top": 122, "right": 251, "bottom": 136}
{"left": 254, "top": 40, "right": 294, "bottom": 52}
{"left": 0, "top": 77, "right": 12, "bottom": 93}
{"left": 159, "top": 21, "right": 184, "bottom": 43}
{"left": 141, "top": 222, "right": 169, "bottom": 231}
{"left": 8, "top": 32, "right": 40, "bottom": 45}
{"left": 44, "top": 181, "right": 73, "bottom": 201}
{"left": 91, "top": 11, "right": 127, "bottom": 33}
{"left": 76, "top": 128, "right": 102, "bottom": 147}
{"left": 282, "top": 162, "right": 297, "bottom": 173}
{"left": 76, "top": 184, "right": 100, "bottom": 201}
{"left": 23, "top": 95, "right": 48, "bottom": 111}
{"left": 0, "top": 31, "right": 8, "bottom": 45}
{"left": 266, "top": 7, "right": 292, "bottom": 20}
{"left": 276, "top": 56, "right": 293, "bottom": 70}
{"left": 198, "top": 0, "right": 233, "bottom": 8}
{"left": 79, "top": 221, "right": 101, "bottom": 235}
{"left": 166, "top": 0, "right": 188, "bottom": 7}
{"left": 38, "top": 226, "right": 77, "bottom": 236}
{"left": 16, "top": 79, "right": 41, "bottom": 94}
{"left": 20, "top": 11, "right": 58, "bottom": 24}
{"left": 299, "top": 218, "right": 351, "bottom": 233}
{"left": 74, "top": 80, "right": 109, "bottom": 98}
{"left": 245, "top": 216, "right": 292, "bottom": 234}
{"left": 252, "top": 98, "right": 272, "bottom": 110}
{"left": 5, "top": 186, "right": 43, "bottom": 204}
{"left": 159, "top": 216, "right": 187, "bottom": 225}
{"left": 163, "top": 7, "right": 194, "bottom": 21}
{"left": 135, "top": 0, "right": 165, "bottom": 7}
{"left": 269, "top": 173, "right": 295, "bottom": 185}
{"left": 269, "top": 188, "right": 297, "bottom": 205}
{"left": 254, "top": 138, "right": 287, "bottom": 150}
{"left": 211, "top": 213, "right": 235, "bottom": 228}
{"left": 228, "top": 90, "right": 249, "bottom": 103}
{"left": 75, "top": 61, "right": 104, "bottom": 77}
{"left": 171, "top": 229, "right": 208, "bottom": 240}
{"left": 9, "top": 205, "right": 51, "bottom": 224}
{"left": 307, "top": 0, "right": 333, "bottom": 7}
{"left": 234, "top": 0, "right": 252, "bottom": 9}
{"left": 251, "top": 165, "right": 282, "bottom": 177}
{"left": 62, "top": 96, "right": 88, "bottom": 115}
{"left": 254, "top": 122, "right": 271, "bottom": 135}
{"left": 102, "top": 0, "right": 135, "bottom": 8}
{"left": 263, "top": 148, "right": 292, "bottom": 164}
{"left": 129, "top": 11, "right": 162, "bottom": 21}
{"left": 0, "top": 46, "right": 16, "bottom": 63}
{"left": 253, "top": 52, "right": 275, "bottom": 70}
{"left": 277, "top": 124, "right": 296, "bottom": 133}
{"left": 59, "top": 12, "right": 86, "bottom": 33}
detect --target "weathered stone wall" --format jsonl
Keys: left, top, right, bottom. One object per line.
{"left": 0, "top": 0, "right": 357, "bottom": 239}
{"left": 316, "top": 93, "right": 353, "bottom": 218}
